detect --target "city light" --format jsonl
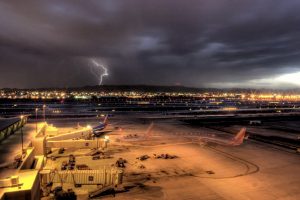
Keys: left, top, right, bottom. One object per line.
{"left": 0, "top": 89, "right": 300, "bottom": 102}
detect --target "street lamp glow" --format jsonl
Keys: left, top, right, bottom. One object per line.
{"left": 104, "top": 135, "right": 110, "bottom": 148}
{"left": 19, "top": 115, "right": 24, "bottom": 155}
{"left": 42, "top": 104, "right": 46, "bottom": 122}
{"left": 87, "top": 125, "right": 92, "bottom": 129}
{"left": 35, "top": 108, "right": 39, "bottom": 134}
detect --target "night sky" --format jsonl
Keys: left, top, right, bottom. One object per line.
{"left": 1, "top": 0, "right": 300, "bottom": 88}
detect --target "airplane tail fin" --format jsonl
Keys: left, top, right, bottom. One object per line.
{"left": 144, "top": 122, "right": 154, "bottom": 139}
{"left": 103, "top": 115, "right": 108, "bottom": 125}
{"left": 231, "top": 128, "right": 246, "bottom": 145}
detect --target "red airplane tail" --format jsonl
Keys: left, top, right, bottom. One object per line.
{"left": 144, "top": 122, "right": 154, "bottom": 139}
{"left": 231, "top": 128, "right": 246, "bottom": 145}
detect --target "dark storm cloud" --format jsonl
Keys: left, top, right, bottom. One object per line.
{"left": 1, "top": 0, "right": 300, "bottom": 88}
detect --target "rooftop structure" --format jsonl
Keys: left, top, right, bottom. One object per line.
{"left": 0, "top": 116, "right": 27, "bottom": 142}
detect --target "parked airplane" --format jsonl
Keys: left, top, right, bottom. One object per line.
{"left": 92, "top": 115, "right": 113, "bottom": 137}
{"left": 200, "top": 128, "right": 247, "bottom": 146}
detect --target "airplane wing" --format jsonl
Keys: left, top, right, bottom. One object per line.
{"left": 93, "top": 129, "right": 113, "bottom": 137}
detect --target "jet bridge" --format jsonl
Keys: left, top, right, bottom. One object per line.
{"left": 0, "top": 116, "right": 28, "bottom": 142}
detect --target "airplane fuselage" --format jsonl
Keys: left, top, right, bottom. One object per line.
{"left": 93, "top": 123, "right": 107, "bottom": 133}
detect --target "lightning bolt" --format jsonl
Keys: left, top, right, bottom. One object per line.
{"left": 89, "top": 58, "right": 109, "bottom": 85}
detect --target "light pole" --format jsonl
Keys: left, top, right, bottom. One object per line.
{"left": 43, "top": 104, "right": 46, "bottom": 122}
{"left": 35, "top": 108, "right": 38, "bottom": 134}
{"left": 104, "top": 135, "right": 110, "bottom": 149}
{"left": 20, "top": 115, "right": 24, "bottom": 155}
